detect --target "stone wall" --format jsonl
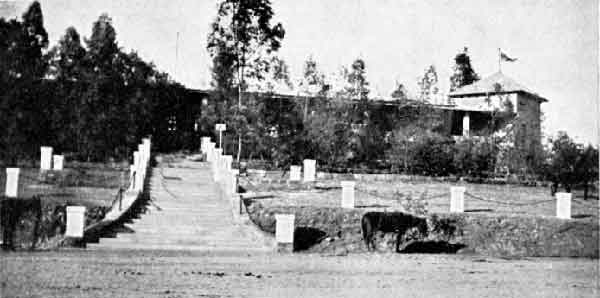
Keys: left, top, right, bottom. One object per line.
{"left": 244, "top": 199, "right": 599, "bottom": 258}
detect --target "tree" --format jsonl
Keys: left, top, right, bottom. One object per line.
{"left": 298, "top": 56, "right": 327, "bottom": 119}
{"left": 548, "top": 132, "right": 581, "bottom": 194}
{"left": 390, "top": 81, "right": 408, "bottom": 100}
{"left": 0, "top": 1, "right": 50, "bottom": 163}
{"left": 449, "top": 47, "right": 479, "bottom": 91}
{"left": 576, "top": 144, "right": 599, "bottom": 200}
{"left": 344, "top": 58, "right": 369, "bottom": 101}
{"left": 417, "top": 65, "right": 438, "bottom": 102}
{"left": 207, "top": 0, "right": 285, "bottom": 162}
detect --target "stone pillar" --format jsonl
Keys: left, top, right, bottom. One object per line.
{"left": 450, "top": 186, "right": 465, "bottom": 212}
{"left": 40, "top": 146, "right": 53, "bottom": 170}
{"left": 129, "top": 164, "right": 136, "bottom": 191}
{"left": 556, "top": 192, "right": 571, "bottom": 219}
{"left": 5, "top": 168, "right": 19, "bottom": 198}
{"left": 138, "top": 144, "right": 146, "bottom": 167}
{"left": 65, "top": 206, "right": 86, "bottom": 238}
{"left": 462, "top": 112, "right": 470, "bottom": 137}
{"left": 303, "top": 159, "right": 316, "bottom": 182}
{"left": 201, "top": 137, "right": 211, "bottom": 154}
{"left": 289, "top": 165, "right": 301, "bottom": 182}
{"left": 340, "top": 181, "right": 356, "bottom": 208}
{"left": 213, "top": 148, "right": 223, "bottom": 181}
{"left": 275, "top": 214, "right": 295, "bottom": 252}
{"left": 52, "top": 155, "right": 64, "bottom": 170}
{"left": 133, "top": 151, "right": 142, "bottom": 182}
{"left": 223, "top": 155, "right": 233, "bottom": 171}
{"left": 207, "top": 142, "right": 215, "bottom": 162}
{"left": 142, "top": 138, "right": 151, "bottom": 163}
{"left": 134, "top": 167, "right": 144, "bottom": 192}
{"left": 231, "top": 169, "right": 239, "bottom": 195}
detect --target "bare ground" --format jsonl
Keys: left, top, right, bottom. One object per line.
{"left": 1, "top": 250, "right": 598, "bottom": 298}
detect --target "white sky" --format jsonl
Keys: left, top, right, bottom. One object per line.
{"left": 5, "top": 0, "right": 599, "bottom": 144}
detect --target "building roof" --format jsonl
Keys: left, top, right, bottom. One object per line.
{"left": 448, "top": 71, "right": 547, "bottom": 102}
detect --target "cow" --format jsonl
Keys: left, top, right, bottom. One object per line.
{"left": 361, "top": 211, "right": 428, "bottom": 252}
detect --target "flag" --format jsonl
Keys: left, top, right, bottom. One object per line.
{"left": 500, "top": 51, "right": 517, "bottom": 62}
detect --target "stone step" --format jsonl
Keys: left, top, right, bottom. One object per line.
{"left": 99, "top": 236, "right": 265, "bottom": 246}
{"left": 87, "top": 243, "right": 271, "bottom": 253}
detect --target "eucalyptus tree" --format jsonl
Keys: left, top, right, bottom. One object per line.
{"left": 207, "top": 0, "right": 285, "bottom": 161}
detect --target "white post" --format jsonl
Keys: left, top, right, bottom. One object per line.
{"left": 201, "top": 137, "right": 211, "bottom": 154}
{"left": 5, "top": 168, "right": 19, "bottom": 198}
{"left": 556, "top": 192, "right": 572, "bottom": 219}
{"left": 142, "top": 138, "right": 151, "bottom": 163}
{"left": 40, "top": 146, "right": 53, "bottom": 170}
{"left": 303, "top": 159, "right": 316, "bottom": 182}
{"left": 223, "top": 155, "right": 233, "bottom": 171}
{"left": 341, "top": 181, "right": 356, "bottom": 208}
{"left": 134, "top": 167, "right": 144, "bottom": 192}
{"left": 215, "top": 123, "right": 226, "bottom": 149}
{"left": 138, "top": 144, "right": 146, "bottom": 167}
{"left": 52, "top": 155, "right": 64, "bottom": 170}
{"left": 231, "top": 169, "right": 239, "bottom": 195}
{"left": 450, "top": 186, "right": 465, "bottom": 212}
{"left": 462, "top": 112, "right": 470, "bottom": 137}
{"left": 129, "top": 164, "right": 136, "bottom": 191}
{"left": 207, "top": 142, "right": 215, "bottom": 162}
{"left": 65, "top": 206, "right": 86, "bottom": 238}
{"left": 133, "top": 151, "right": 141, "bottom": 181}
{"left": 289, "top": 165, "right": 301, "bottom": 182}
{"left": 213, "top": 148, "right": 223, "bottom": 181}
{"left": 275, "top": 214, "right": 295, "bottom": 252}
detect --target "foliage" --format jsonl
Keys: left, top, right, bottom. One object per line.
{"left": 449, "top": 47, "right": 479, "bottom": 92}
{"left": 417, "top": 65, "right": 438, "bottom": 101}
{"left": 0, "top": 3, "right": 187, "bottom": 162}
{"left": 207, "top": 0, "right": 285, "bottom": 161}
{"left": 452, "top": 137, "right": 497, "bottom": 177}
{"left": 390, "top": 82, "right": 408, "bottom": 100}
{"left": 546, "top": 132, "right": 599, "bottom": 198}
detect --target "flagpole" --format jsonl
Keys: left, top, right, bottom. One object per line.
{"left": 498, "top": 48, "right": 501, "bottom": 73}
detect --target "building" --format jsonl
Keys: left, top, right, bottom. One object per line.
{"left": 445, "top": 71, "right": 546, "bottom": 147}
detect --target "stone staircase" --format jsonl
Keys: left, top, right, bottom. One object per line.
{"left": 87, "top": 160, "right": 272, "bottom": 253}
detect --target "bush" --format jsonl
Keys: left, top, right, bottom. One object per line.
{"left": 452, "top": 137, "right": 496, "bottom": 177}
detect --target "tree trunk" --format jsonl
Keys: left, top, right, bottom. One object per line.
{"left": 583, "top": 182, "right": 589, "bottom": 200}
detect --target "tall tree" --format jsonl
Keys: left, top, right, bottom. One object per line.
{"left": 417, "top": 65, "right": 438, "bottom": 102}
{"left": 344, "top": 58, "right": 369, "bottom": 101}
{"left": 18, "top": 1, "right": 49, "bottom": 80}
{"left": 450, "top": 47, "right": 479, "bottom": 91}
{"left": 49, "top": 27, "right": 86, "bottom": 81}
{"left": 298, "top": 56, "right": 327, "bottom": 119}
{"left": 390, "top": 81, "right": 408, "bottom": 100}
{"left": 207, "top": 0, "right": 285, "bottom": 162}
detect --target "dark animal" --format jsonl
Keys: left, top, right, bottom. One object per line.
{"left": 361, "top": 211, "right": 428, "bottom": 252}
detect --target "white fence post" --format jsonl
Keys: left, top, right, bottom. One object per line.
{"left": 303, "top": 159, "right": 316, "bottom": 182}
{"left": 556, "top": 192, "right": 572, "bottom": 219}
{"left": 53, "top": 155, "right": 64, "bottom": 170}
{"left": 275, "top": 214, "right": 295, "bottom": 252}
{"left": 450, "top": 186, "right": 465, "bottom": 212}
{"left": 129, "top": 164, "right": 136, "bottom": 191}
{"left": 65, "top": 206, "right": 86, "bottom": 238}
{"left": 5, "top": 168, "right": 19, "bottom": 198}
{"left": 341, "top": 181, "right": 356, "bottom": 208}
{"left": 40, "top": 146, "right": 53, "bottom": 170}
{"left": 289, "top": 165, "right": 301, "bottom": 182}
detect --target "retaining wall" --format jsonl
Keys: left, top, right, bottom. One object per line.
{"left": 244, "top": 199, "right": 599, "bottom": 257}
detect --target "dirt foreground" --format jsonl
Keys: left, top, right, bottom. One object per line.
{"left": 1, "top": 250, "right": 598, "bottom": 298}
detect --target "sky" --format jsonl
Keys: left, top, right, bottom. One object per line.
{"left": 3, "top": 0, "right": 599, "bottom": 144}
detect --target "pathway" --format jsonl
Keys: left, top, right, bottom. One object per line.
{"left": 87, "top": 157, "right": 272, "bottom": 253}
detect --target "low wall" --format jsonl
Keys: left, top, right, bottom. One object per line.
{"left": 244, "top": 199, "right": 599, "bottom": 258}
{"left": 0, "top": 196, "right": 108, "bottom": 250}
